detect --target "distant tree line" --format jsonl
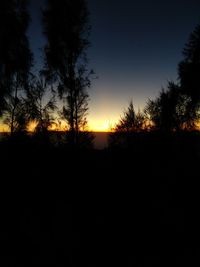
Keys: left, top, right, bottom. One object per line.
{"left": 110, "top": 24, "right": 200, "bottom": 147}
{"left": 0, "top": 0, "right": 94, "bottom": 147}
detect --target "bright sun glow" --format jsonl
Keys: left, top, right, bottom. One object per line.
{"left": 27, "top": 119, "right": 116, "bottom": 132}
{"left": 27, "top": 121, "right": 38, "bottom": 132}
{"left": 0, "top": 124, "right": 9, "bottom": 132}
{"left": 0, "top": 119, "right": 117, "bottom": 133}
{"left": 88, "top": 119, "right": 116, "bottom": 132}
{"left": 1, "top": 119, "right": 200, "bottom": 133}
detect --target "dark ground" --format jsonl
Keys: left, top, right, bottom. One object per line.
{"left": 0, "top": 132, "right": 200, "bottom": 265}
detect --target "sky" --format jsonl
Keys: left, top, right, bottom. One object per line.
{"left": 26, "top": 0, "right": 200, "bottom": 131}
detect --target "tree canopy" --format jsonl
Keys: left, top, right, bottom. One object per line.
{"left": 43, "top": 0, "right": 92, "bottom": 146}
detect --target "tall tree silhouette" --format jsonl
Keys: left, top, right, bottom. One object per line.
{"left": 178, "top": 24, "right": 200, "bottom": 124}
{"left": 0, "top": 0, "right": 33, "bottom": 133}
{"left": 179, "top": 24, "right": 200, "bottom": 102}
{"left": 0, "top": 0, "right": 16, "bottom": 115}
{"left": 43, "top": 0, "right": 92, "bottom": 146}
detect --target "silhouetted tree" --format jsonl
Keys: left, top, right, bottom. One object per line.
{"left": 43, "top": 0, "right": 92, "bottom": 146}
{"left": 144, "top": 82, "right": 196, "bottom": 131}
{"left": 178, "top": 24, "right": 200, "bottom": 125}
{"left": 109, "top": 101, "right": 147, "bottom": 147}
{"left": 179, "top": 24, "right": 200, "bottom": 103}
{"left": 175, "top": 93, "right": 198, "bottom": 130}
{"left": 0, "top": 0, "right": 16, "bottom": 115}
{"left": 3, "top": 96, "right": 29, "bottom": 133}
{"left": 114, "top": 101, "right": 146, "bottom": 133}
{"left": 115, "top": 101, "right": 135, "bottom": 132}
{"left": 0, "top": 0, "right": 33, "bottom": 133}
{"left": 25, "top": 75, "right": 57, "bottom": 134}
{"left": 144, "top": 83, "right": 177, "bottom": 132}
{"left": 60, "top": 65, "right": 93, "bottom": 146}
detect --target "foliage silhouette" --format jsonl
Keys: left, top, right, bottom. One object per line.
{"left": 0, "top": 0, "right": 33, "bottom": 133}
{"left": 144, "top": 82, "right": 197, "bottom": 131}
{"left": 179, "top": 24, "right": 200, "bottom": 103}
{"left": 109, "top": 101, "right": 147, "bottom": 148}
{"left": 3, "top": 95, "right": 30, "bottom": 133}
{"left": 25, "top": 75, "right": 57, "bottom": 133}
{"left": 42, "top": 0, "right": 93, "bottom": 147}
{"left": 178, "top": 23, "right": 200, "bottom": 126}
{"left": 114, "top": 101, "right": 146, "bottom": 133}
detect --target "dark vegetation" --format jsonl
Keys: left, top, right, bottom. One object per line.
{"left": 0, "top": 132, "right": 200, "bottom": 265}
{"left": 0, "top": 0, "right": 200, "bottom": 265}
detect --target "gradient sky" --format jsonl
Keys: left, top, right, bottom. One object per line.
{"left": 28, "top": 0, "right": 200, "bottom": 131}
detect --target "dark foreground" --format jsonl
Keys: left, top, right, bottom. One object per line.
{"left": 0, "top": 132, "right": 200, "bottom": 265}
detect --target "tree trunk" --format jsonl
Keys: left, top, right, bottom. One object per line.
{"left": 11, "top": 78, "right": 18, "bottom": 135}
{"left": 75, "top": 96, "right": 79, "bottom": 146}
{"left": 68, "top": 57, "right": 75, "bottom": 146}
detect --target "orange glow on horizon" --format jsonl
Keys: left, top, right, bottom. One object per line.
{"left": 27, "top": 121, "right": 37, "bottom": 132}
{"left": 1, "top": 118, "right": 199, "bottom": 133}
{"left": 88, "top": 118, "right": 117, "bottom": 132}
{"left": 0, "top": 124, "right": 9, "bottom": 133}
{"left": 27, "top": 119, "right": 117, "bottom": 132}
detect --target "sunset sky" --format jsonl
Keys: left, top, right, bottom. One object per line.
{"left": 1, "top": 0, "right": 200, "bottom": 132}
{"left": 87, "top": 0, "right": 200, "bottom": 131}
